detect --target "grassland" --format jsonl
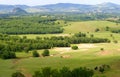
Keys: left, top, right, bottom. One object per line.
{"left": 1, "top": 20, "right": 120, "bottom": 77}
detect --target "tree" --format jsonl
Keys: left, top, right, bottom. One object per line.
{"left": 32, "top": 50, "right": 39, "bottom": 57}
{"left": 99, "top": 67, "right": 104, "bottom": 73}
{"left": 71, "top": 46, "right": 78, "bottom": 50}
{"left": 59, "top": 67, "right": 72, "bottom": 77}
{"left": 42, "top": 49, "right": 50, "bottom": 57}
{"left": 0, "top": 51, "right": 16, "bottom": 59}
{"left": 95, "top": 28, "right": 100, "bottom": 32}
{"left": 12, "top": 72, "right": 25, "bottom": 77}
{"left": 32, "top": 71, "right": 43, "bottom": 77}
{"left": 106, "top": 26, "right": 109, "bottom": 31}
{"left": 42, "top": 67, "right": 51, "bottom": 77}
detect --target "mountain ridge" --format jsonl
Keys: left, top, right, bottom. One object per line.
{"left": 0, "top": 2, "right": 120, "bottom": 13}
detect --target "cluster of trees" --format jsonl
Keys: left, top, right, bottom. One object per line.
{"left": 111, "top": 29, "right": 120, "bottom": 33}
{"left": 32, "top": 67, "right": 94, "bottom": 77}
{"left": 94, "top": 64, "right": 111, "bottom": 73}
{"left": 12, "top": 72, "right": 25, "bottom": 77}
{"left": 56, "top": 13, "right": 118, "bottom": 21}
{"left": 0, "top": 33, "right": 110, "bottom": 59}
{"left": 0, "top": 17, "right": 63, "bottom": 34}
{"left": 12, "top": 67, "right": 94, "bottom": 77}
{"left": 32, "top": 49, "right": 50, "bottom": 57}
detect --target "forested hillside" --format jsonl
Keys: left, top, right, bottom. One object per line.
{"left": 0, "top": 16, "right": 63, "bottom": 34}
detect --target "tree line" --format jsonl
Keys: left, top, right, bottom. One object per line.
{"left": 0, "top": 33, "right": 110, "bottom": 59}
{"left": 12, "top": 67, "right": 94, "bottom": 77}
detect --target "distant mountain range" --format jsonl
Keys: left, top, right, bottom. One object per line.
{"left": 0, "top": 2, "right": 120, "bottom": 14}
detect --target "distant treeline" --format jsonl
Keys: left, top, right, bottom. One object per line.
{"left": 0, "top": 17, "right": 63, "bottom": 34}
{"left": 55, "top": 13, "right": 119, "bottom": 21}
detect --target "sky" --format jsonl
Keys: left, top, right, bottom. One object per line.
{"left": 0, "top": 0, "right": 120, "bottom": 6}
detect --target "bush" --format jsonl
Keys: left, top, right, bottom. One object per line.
{"left": 0, "top": 51, "right": 16, "bottom": 59}
{"left": 100, "top": 48, "right": 104, "bottom": 51}
{"left": 32, "top": 50, "right": 39, "bottom": 57}
{"left": 113, "top": 40, "right": 118, "bottom": 43}
{"left": 95, "top": 28, "right": 100, "bottom": 32}
{"left": 32, "top": 67, "right": 94, "bottom": 77}
{"left": 94, "top": 64, "right": 111, "bottom": 73}
{"left": 71, "top": 46, "right": 78, "bottom": 50}
{"left": 42, "top": 49, "right": 50, "bottom": 57}
{"left": 12, "top": 72, "right": 25, "bottom": 77}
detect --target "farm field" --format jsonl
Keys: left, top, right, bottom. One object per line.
{"left": 1, "top": 20, "right": 120, "bottom": 77}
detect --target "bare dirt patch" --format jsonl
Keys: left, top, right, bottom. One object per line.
{"left": 52, "top": 44, "right": 97, "bottom": 55}
{"left": 97, "top": 51, "right": 112, "bottom": 56}
{"left": 78, "top": 44, "right": 97, "bottom": 49}
{"left": 96, "top": 50, "right": 120, "bottom": 56}
{"left": 53, "top": 47, "right": 71, "bottom": 54}
{"left": 60, "top": 55, "right": 71, "bottom": 58}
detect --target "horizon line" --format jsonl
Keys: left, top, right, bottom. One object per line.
{"left": 0, "top": 2, "right": 119, "bottom": 6}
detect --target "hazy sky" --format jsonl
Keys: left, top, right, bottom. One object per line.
{"left": 0, "top": 0, "right": 120, "bottom": 6}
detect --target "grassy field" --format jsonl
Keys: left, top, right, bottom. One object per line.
{"left": 1, "top": 20, "right": 120, "bottom": 77}
{"left": 63, "top": 20, "right": 119, "bottom": 33}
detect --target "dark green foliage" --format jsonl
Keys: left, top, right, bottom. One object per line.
{"left": 32, "top": 71, "right": 43, "bottom": 77}
{"left": 110, "top": 28, "right": 120, "bottom": 33}
{"left": 113, "top": 40, "right": 118, "bottom": 43}
{"left": 60, "top": 67, "right": 72, "bottom": 77}
{"left": 71, "top": 46, "right": 78, "bottom": 50}
{"left": 106, "top": 26, "right": 109, "bottom": 31}
{"left": 0, "top": 51, "right": 16, "bottom": 59}
{"left": 32, "top": 67, "right": 94, "bottom": 77}
{"left": 51, "top": 69, "right": 60, "bottom": 77}
{"left": 32, "top": 50, "right": 39, "bottom": 57}
{"left": 72, "top": 67, "right": 94, "bottom": 77}
{"left": 95, "top": 28, "right": 100, "bottom": 32}
{"left": 42, "top": 49, "right": 50, "bottom": 57}
{"left": 90, "top": 34, "right": 94, "bottom": 38}
{"left": 12, "top": 72, "right": 25, "bottom": 77}
{"left": 0, "top": 17, "right": 63, "bottom": 34}
{"left": 74, "top": 32, "right": 86, "bottom": 37}
{"left": 99, "top": 67, "right": 105, "bottom": 73}
{"left": 0, "top": 33, "right": 110, "bottom": 59}
{"left": 100, "top": 48, "right": 104, "bottom": 51}
{"left": 111, "top": 29, "right": 120, "bottom": 33}
{"left": 94, "top": 64, "right": 111, "bottom": 73}
{"left": 42, "top": 67, "right": 51, "bottom": 77}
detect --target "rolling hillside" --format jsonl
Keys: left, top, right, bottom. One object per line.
{"left": 1, "top": 2, "right": 120, "bottom": 13}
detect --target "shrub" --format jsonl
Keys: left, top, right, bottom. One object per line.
{"left": 32, "top": 50, "right": 39, "bottom": 57}
{"left": 71, "top": 46, "right": 78, "bottom": 50}
{"left": 33, "top": 67, "right": 94, "bottom": 77}
{"left": 90, "top": 34, "right": 94, "bottom": 38}
{"left": 95, "top": 28, "right": 100, "bottom": 32}
{"left": 100, "top": 48, "right": 104, "bottom": 51}
{"left": 0, "top": 51, "right": 16, "bottom": 59}
{"left": 12, "top": 72, "right": 25, "bottom": 77}
{"left": 42, "top": 49, "right": 50, "bottom": 57}
{"left": 113, "top": 40, "right": 118, "bottom": 43}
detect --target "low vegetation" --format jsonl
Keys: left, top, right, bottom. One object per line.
{"left": 32, "top": 50, "right": 39, "bottom": 57}
{"left": 0, "top": 17, "right": 63, "bottom": 34}
{"left": 0, "top": 14, "right": 120, "bottom": 77}
{"left": 71, "top": 46, "right": 78, "bottom": 50}
{"left": 42, "top": 49, "right": 50, "bottom": 57}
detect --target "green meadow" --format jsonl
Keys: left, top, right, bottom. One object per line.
{"left": 1, "top": 20, "right": 120, "bottom": 77}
